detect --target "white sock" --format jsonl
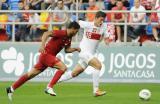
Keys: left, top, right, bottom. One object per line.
{"left": 92, "top": 69, "right": 100, "bottom": 93}
{"left": 10, "top": 86, "right": 14, "bottom": 92}
{"left": 58, "top": 71, "right": 73, "bottom": 83}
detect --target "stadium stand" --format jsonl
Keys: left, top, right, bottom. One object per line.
{"left": 0, "top": 0, "right": 160, "bottom": 44}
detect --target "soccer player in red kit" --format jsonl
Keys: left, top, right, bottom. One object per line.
{"left": 6, "top": 21, "right": 80, "bottom": 101}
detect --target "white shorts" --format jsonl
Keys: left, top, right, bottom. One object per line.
{"left": 78, "top": 52, "right": 95, "bottom": 69}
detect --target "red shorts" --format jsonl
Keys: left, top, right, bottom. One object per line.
{"left": 34, "top": 53, "right": 60, "bottom": 71}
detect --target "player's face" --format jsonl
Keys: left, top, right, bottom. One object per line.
{"left": 69, "top": 29, "right": 79, "bottom": 37}
{"left": 95, "top": 17, "right": 105, "bottom": 27}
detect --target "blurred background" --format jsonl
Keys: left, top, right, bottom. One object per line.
{"left": 0, "top": 0, "right": 160, "bottom": 44}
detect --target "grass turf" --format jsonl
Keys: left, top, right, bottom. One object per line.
{"left": 0, "top": 82, "right": 160, "bottom": 104}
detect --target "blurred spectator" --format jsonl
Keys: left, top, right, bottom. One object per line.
{"left": 0, "top": 0, "right": 9, "bottom": 41}
{"left": 96, "top": 0, "right": 105, "bottom": 10}
{"left": 8, "top": 0, "right": 20, "bottom": 10}
{"left": 106, "top": 0, "right": 116, "bottom": 21}
{"left": 122, "top": 0, "right": 130, "bottom": 9}
{"left": 53, "top": 0, "right": 69, "bottom": 30}
{"left": 70, "top": 0, "right": 80, "bottom": 21}
{"left": 0, "top": 0, "right": 9, "bottom": 10}
{"left": 0, "top": 1, "right": 1, "bottom": 8}
{"left": 107, "top": 0, "right": 116, "bottom": 10}
{"left": 41, "top": 0, "right": 57, "bottom": 10}
{"left": 80, "top": 0, "right": 89, "bottom": 10}
{"left": 86, "top": 0, "right": 99, "bottom": 22}
{"left": 41, "top": 0, "right": 52, "bottom": 10}
{"left": 152, "top": 0, "right": 160, "bottom": 41}
{"left": 7, "top": 13, "right": 17, "bottom": 40}
{"left": 0, "top": 14, "right": 8, "bottom": 23}
{"left": 15, "top": 1, "right": 29, "bottom": 41}
{"left": 138, "top": 1, "right": 156, "bottom": 44}
{"left": 129, "top": 0, "right": 134, "bottom": 8}
{"left": 23, "top": 4, "right": 30, "bottom": 21}
{"left": 31, "top": 11, "right": 51, "bottom": 42}
{"left": 29, "top": 0, "right": 43, "bottom": 10}
{"left": 79, "top": 0, "right": 89, "bottom": 20}
{"left": 39, "top": 12, "right": 50, "bottom": 29}
{"left": 140, "top": 0, "right": 148, "bottom": 7}
{"left": 111, "top": 0, "right": 127, "bottom": 42}
{"left": 128, "top": 0, "right": 146, "bottom": 42}
{"left": 28, "top": 12, "right": 40, "bottom": 41}
{"left": 104, "top": 0, "right": 110, "bottom": 10}
{"left": 0, "top": 13, "right": 9, "bottom": 41}
{"left": 24, "top": 0, "right": 29, "bottom": 5}
{"left": 54, "top": 0, "right": 69, "bottom": 22}
{"left": 23, "top": 4, "right": 32, "bottom": 40}
{"left": 64, "top": 0, "right": 72, "bottom": 9}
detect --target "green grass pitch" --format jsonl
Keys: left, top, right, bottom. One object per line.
{"left": 0, "top": 82, "right": 160, "bottom": 104}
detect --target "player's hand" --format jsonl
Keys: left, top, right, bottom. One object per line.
{"left": 75, "top": 48, "right": 81, "bottom": 52}
{"left": 39, "top": 46, "right": 46, "bottom": 53}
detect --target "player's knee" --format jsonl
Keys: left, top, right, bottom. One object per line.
{"left": 72, "top": 72, "right": 79, "bottom": 77}
{"left": 95, "top": 63, "right": 102, "bottom": 70}
{"left": 60, "top": 65, "right": 67, "bottom": 72}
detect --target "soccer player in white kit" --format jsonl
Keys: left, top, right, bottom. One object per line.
{"left": 59, "top": 11, "right": 108, "bottom": 97}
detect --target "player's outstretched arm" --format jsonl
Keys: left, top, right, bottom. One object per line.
{"left": 64, "top": 46, "right": 81, "bottom": 53}
{"left": 39, "top": 31, "right": 53, "bottom": 53}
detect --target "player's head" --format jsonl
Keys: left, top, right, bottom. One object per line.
{"left": 67, "top": 21, "right": 80, "bottom": 37}
{"left": 94, "top": 11, "right": 106, "bottom": 27}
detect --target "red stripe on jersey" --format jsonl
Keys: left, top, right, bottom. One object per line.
{"left": 86, "top": 32, "right": 101, "bottom": 40}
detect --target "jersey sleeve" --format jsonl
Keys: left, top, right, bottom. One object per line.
{"left": 52, "top": 30, "right": 67, "bottom": 38}
{"left": 79, "top": 20, "right": 89, "bottom": 28}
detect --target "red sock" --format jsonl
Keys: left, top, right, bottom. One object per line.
{"left": 48, "top": 70, "right": 64, "bottom": 88}
{"left": 12, "top": 73, "right": 29, "bottom": 90}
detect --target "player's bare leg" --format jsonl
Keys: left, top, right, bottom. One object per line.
{"left": 59, "top": 64, "right": 85, "bottom": 82}
{"left": 72, "top": 64, "right": 85, "bottom": 77}
{"left": 6, "top": 68, "right": 42, "bottom": 101}
{"left": 88, "top": 57, "right": 106, "bottom": 97}
{"left": 59, "top": 58, "right": 106, "bottom": 97}
{"left": 45, "top": 61, "right": 67, "bottom": 96}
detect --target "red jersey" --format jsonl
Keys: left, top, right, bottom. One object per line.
{"left": 45, "top": 30, "right": 71, "bottom": 55}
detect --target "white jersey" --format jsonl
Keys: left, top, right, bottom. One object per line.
{"left": 79, "top": 20, "right": 109, "bottom": 54}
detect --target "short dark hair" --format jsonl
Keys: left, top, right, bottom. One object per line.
{"left": 117, "top": 0, "right": 123, "bottom": 2}
{"left": 18, "top": 1, "right": 23, "bottom": 3}
{"left": 67, "top": 21, "right": 80, "bottom": 29}
{"left": 57, "top": 0, "right": 64, "bottom": 3}
{"left": 116, "top": 0, "right": 123, "bottom": 4}
{"left": 95, "top": 11, "right": 106, "bottom": 18}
